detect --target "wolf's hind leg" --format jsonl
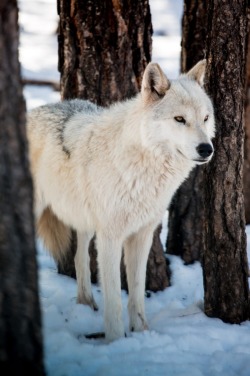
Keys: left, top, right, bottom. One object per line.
{"left": 75, "top": 231, "right": 98, "bottom": 311}
{"left": 124, "top": 224, "right": 155, "bottom": 333}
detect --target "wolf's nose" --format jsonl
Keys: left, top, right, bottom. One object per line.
{"left": 196, "top": 143, "right": 213, "bottom": 158}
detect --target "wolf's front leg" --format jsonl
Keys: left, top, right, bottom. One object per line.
{"left": 96, "top": 233, "right": 124, "bottom": 342}
{"left": 124, "top": 225, "right": 155, "bottom": 333}
{"left": 75, "top": 231, "right": 98, "bottom": 310}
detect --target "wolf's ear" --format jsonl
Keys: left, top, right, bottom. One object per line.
{"left": 186, "top": 59, "right": 206, "bottom": 86}
{"left": 141, "top": 63, "right": 170, "bottom": 103}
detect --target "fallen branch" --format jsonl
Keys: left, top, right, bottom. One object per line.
{"left": 22, "top": 78, "right": 60, "bottom": 91}
{"left": 85, "top": 332, "right": 105, "bottom": 339}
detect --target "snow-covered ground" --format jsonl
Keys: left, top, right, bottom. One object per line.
{"left": 19, "top": 1, "right": 250, "bottom": 375}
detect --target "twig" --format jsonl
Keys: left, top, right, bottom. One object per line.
{"left": 22, "top": 78, "right": 60, "bottom": 91}
{"left": 85, "top": 331, "right": 105, "bottom": 339}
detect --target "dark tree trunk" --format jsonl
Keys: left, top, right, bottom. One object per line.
{"left": 0, "top": 1, "right": 45, "bottom": 374}
{"left": 203, "top": 0, "right": 249, "bottom": 323}
{"left": 146, "top": 225, "right": 171, "bottom": 292}
{"left": 167, "top": 0, "right": 208, "bottom": 264}
{"left": 243, "top": 21, "right": 250, "bottom": 224}
{"left": 57, "top": 0, "right": 170, "bottom": 291}
{"left": 58, "top": 0, "right": 152, "bottom": 106}
{"left": 180, "top": 0, "right": 208, "bottom": 73}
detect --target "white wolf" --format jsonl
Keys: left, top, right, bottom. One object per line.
{"left": 27, "top": 60, "right": 215, "bottom": 342}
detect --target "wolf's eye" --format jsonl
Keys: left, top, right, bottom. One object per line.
{"left": 204, "top": 115, "right": 209, "bottom": 122}
{"left": 174, "top": 116, "right": 186, "bottom": 124}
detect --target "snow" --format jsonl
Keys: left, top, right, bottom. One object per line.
{"left": 151, "top": 0, "right": 182, "bottom": 78}
{"left": 18, "top": 0, "right": 250, "bottom": 375}
{"left": 19, "top": 0, "right": 60, "bottom": 109}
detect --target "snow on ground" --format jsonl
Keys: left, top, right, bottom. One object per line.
{"left": 19, "top": 1, "right": 250, "bottom": 375}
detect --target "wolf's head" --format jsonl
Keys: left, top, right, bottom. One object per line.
{"left": 140, "top": 60, "right": 215, "bottom": 165}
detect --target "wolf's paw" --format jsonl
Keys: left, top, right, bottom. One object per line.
{"left": 103, "top": 318, "right": 125, "bottom": 343}
{"left": 130, "top": 312, "right": 149, "bottom": 332}
{"left": 77, "top": 293, "right": 98, "bottom": 311}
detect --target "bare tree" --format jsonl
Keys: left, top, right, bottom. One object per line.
{"left": 57, "top": 0, "right": 170, "bottom": 292}
{"left": 203, "top": 0, "right": 249, "bottom": 323}
{"left": 0, "top": 0, "right": 45, "bottom": 374}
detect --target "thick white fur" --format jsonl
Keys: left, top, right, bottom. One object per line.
{"left": 27, "top": 61, "right": 215, "bottom": 342}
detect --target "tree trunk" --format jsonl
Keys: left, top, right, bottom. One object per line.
{"left": 167, "top": 0, "right": 208, "bottom": 264}
{"left": 243, "top": 22, "right": 250, "bottom": 224}
{"left": 180, "top": 0, "right": 208, "bottom": 73}
{"left": 0, "top": 1, "right": 45, "bottom": 374}
{"left": 57, "top": 0, "right": 170, "bottom": 291}
{"left": 58, "top": 0, "right": 152, "bottom": 106}
{"left": 203, "top": 0, "right": 249, "bottom": 323}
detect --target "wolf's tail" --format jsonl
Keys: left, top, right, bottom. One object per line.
{"left": 37, "top": 207, "right": 72, "bottom": 262}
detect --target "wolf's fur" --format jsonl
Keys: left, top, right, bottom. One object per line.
{"left": 27, "top": 60, "right": 215, "bottom": 342}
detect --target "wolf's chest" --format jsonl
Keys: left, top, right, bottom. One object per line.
{"left": 98, "top": 168, "right": 178, "bottom": 233}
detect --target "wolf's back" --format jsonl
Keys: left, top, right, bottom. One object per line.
{"left": 27, "top": 101, "right": 94, "bottom": 262}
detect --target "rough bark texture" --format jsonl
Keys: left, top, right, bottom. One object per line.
{"left": 243, "top": 23, "right": 250, "bottom": 224}
{"left": 0, "top": 1, "right": 45, "bottom": 374}
{"left": 58, "top": 0, "right": 152, "bottom": 106}
{"left": 203, "top": 0, "right": 249, "bottom": 323}
{"left": 167, "top": 0, "right": 208, "bottom": 264}
{"left": 146, "top": 225, "right": 170, "bottom": 292}
{"left": 167, "top": 167, "right": 205, "bottom": 264}
{"left": 57, "top": 0, "right": 170, "bottom": 291}
{"left": 180, "top": 0, "right": 208, "bottom": 73}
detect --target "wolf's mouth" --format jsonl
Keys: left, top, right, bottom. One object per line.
{"left": 177, "top": 149, "right": 212, "bottom": 163}
{"left": 193, "top": 157, "right": 211, "bottom": 164}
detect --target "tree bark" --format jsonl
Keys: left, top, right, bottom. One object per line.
{"left": 167, "top": 0, "right": 208, "bottom": 264}
{"left": 203, "top": 0, "right": 249, "bottom": 323}
{"left": 243, "top": 21, "right": 250, "bottom": 224}
{"left": 180, "top": 0, "right": 208, "bottom": 73}
{"left": 58, "top": 0, "right": 152, "bottom": 106}
{"left": 57, "top": 0, "right": 170, "bottom": 291}
{"left": 0, "top": 0, "right": 45, "bottom": 374}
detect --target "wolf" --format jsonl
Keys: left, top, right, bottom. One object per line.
{"left": 27, "top": 60, "right": 215, "bottom": 342}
